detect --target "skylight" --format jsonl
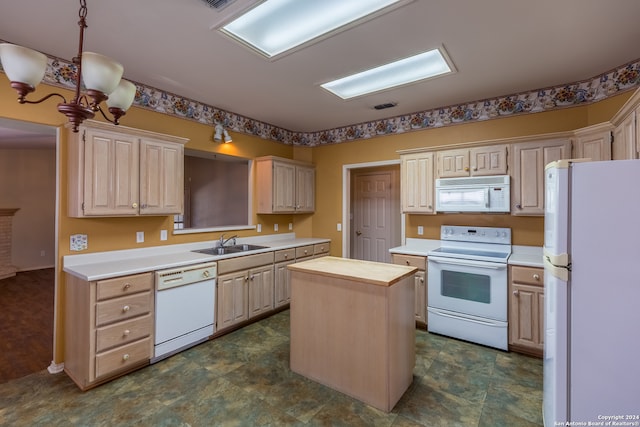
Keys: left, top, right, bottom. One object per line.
{"left": 221, "top": 0, "right": 403, "bottom": 58}
{"left": 321, "top": 48, "right": 455, "bottom": 99}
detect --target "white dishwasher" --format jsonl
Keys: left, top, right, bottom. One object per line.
{"left": 152, "top": 262, "right": 217, "bottom": 363}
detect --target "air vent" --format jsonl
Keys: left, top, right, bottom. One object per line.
{"left": 200, "top": 0, "right": 235, "bottom": 10}
{"left": 373, "top": 102, "right": 397, "bottom": 110}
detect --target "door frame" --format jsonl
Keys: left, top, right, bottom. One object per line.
{"left": 342, "top": 160, "right": 404, "bottom": 259}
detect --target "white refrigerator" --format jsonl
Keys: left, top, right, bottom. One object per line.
{"left": 543, "top": 159, "right": 640, "bottom": 426}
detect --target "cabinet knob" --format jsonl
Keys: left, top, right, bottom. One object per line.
{"left": 284, "top": 254, "right": 288, "bottom": 259}
{"left": 123, "top": 283, "right": 131, "bottom": 291}
{"left": 249, "top": 275, "right": 255, "bottom": 281}
{"left": 472, "top": 166, "right": 478, "bottom": 171}
{"left": 464, "top": 167, "right": 469, "bottom": 171}
{"left": 123, "top": 329, "right": 130, "bottom": 336}
{"left": 428, "top": 205, "right": 432, "bottom": 209}
{"left": 122, "top": 305, "right": 130, "bottom": 312}
{"left": 533, "top": 274, "right": 540, "bottom": 280}
{"left": 356, "top": 231, "right": 362, "bottom": 236}
{"left": 420, "top": 278, "right": 424, "bottom": 283}
{"left": 132, "top": 202, "right": 138, "bottom": 209}
{"left": 513, "top": 290, "right": 519, "bottom": 296}
{"left": 122, "top": 353, "right": 130, "bottom": 361}
{"left": 405, "top": 260, "right": 410, "bottom": 265}
{"left": 516, "top": 203, "right": 522, "bottom": 209}
{"left": 203, "top": 270, "right": 210, "bottom": 278}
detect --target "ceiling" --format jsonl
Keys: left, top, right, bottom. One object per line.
{"left": 1, "top": 0, "right": 640, "bottom": 146}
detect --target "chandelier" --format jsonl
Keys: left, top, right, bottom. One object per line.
{"left": 0, "top": 0, "right": 136, "bottom": 132}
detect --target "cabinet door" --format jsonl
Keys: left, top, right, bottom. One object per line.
{"left": 272, "top": 162, "right": 296, "bottom": 212}
{"left": 414, "top": 271, "right": 426, "bottom": 324}
{"left": 139, "top": 139, "right": 184, "bottom": 215}
{"left": 83, "top": 128, "right": 139, "bottom": 216}
{"left": 295, "top": 166, "right": 315, "bottom": 213}
{"left": 575, "top": 130, "right": 612, "bottom": 161}
{"left": 274, "top": 260, "right": 294, "bottom": 308}
{"left": 469, "top": 144, "right": 508, "bottom": 176}
{"left": 437, "top": 148, "right": 469, "bottom": 178}
{"left": 216, "top": 272, "right": 248, "bottom": 331}
{"left": 612, "top": 111, "right": 637, "bottom": 160}
{"left": 248, "top": 265, "right": 274, "bottom": 318}
{"left": 511, "top": 138, "right": 571, "bottom": 216}
{"left": 401, "top": 152, "right": 434, "bottom": 213}
{"left": 509, "top": 282, "right": 544, "bottom": 352}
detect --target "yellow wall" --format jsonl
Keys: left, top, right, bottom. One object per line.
{"left": 0, "top": 78, "right": 633, "bottom": 364}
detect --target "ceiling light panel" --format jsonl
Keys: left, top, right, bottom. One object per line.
{"left": 321, "top": 48, "right": 455, "bottom": 99}
{"left": 221, "top": 0, "right": 402, "bottom": 58}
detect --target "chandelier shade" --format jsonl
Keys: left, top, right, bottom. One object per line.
{"left": 0, "top": 43, "right": 47, "bottom": 88}
{"left": 106, "top": 79, "right": 136, "bottom": 110}
{"left": 81, "top": 52, "right": 123, "bottom": 96}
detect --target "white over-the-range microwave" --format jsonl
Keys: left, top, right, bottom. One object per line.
{"left": 435, "top": 175, "right": 510, "bottom": 213}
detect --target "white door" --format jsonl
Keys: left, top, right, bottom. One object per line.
{"left": 352, "top": 170, "right": 394, "bottom": 262}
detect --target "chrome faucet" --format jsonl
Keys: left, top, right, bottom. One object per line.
{"left": 219, "top": 234, "right": 238, "bottom": 247}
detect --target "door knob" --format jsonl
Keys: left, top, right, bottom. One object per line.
{"left": 356, "top": 231, "right": 362, "bottom": 236}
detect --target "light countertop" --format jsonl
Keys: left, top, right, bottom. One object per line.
{"left": 389, "top": 238, "right": 543, "bottom": 268}
{"left": 63, "top": 233, "right": 330, "bottom": 281}
{"left": 288, "top": 256, "right": 417, "bottom": 287}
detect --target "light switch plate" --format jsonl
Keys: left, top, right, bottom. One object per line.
{"left": 337, "top": 223, "right": 342, "bottom": 232}
{"left": 417, "top": 226, "right": 424, "bottom": 235}
{"left": 257, "top": 224, "right": 262, "bottom": 233}
{"left": 289, "top": 223, "right": 293, "bottom": 231}
{"left": 136, "top": 231, "right": 144, "bottom": 243}
{"left": 160, "top": 230, "right": 168, "bottom": 241}
{"left": 70, "top": 234, "right": 88, "bottom": 251}
{"left": 274, "top": 224, "right": 279, "bottom": 231}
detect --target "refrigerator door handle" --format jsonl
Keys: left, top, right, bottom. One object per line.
{"left": 544, "top": 257, "right": 569, "bottom": 281}
{"left": 544, "top": 250, "right": 570, "bottom": 267}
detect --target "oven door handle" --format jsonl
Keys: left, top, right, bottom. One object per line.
{"left": 428, "top": 256, "right": 506, "bottom": 270}
{"left": 428, "top": 307, "right": 506, "bottom": 327}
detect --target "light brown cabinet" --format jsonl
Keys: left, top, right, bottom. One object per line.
{"left": 509, "top": 265, "right": 544, "bottom": 357}
{"left": 574, "top": 124, "right": 612, "bottom": 161}
{"left": 68, "top": 120, "right": 187, "bottom": 217}
{"left": 400, "top": 152, "right": 435, "bottom": 214}
{"left": 274, "top": 248, "right": 295, "bottom": 308}
{"left": 256, "top": 156, "right": 315, "bottom": 213}
{"left": 511, "top": 138, "right": 571, "bottom": 216}
{"left": 612, "top": 107, "right": 639, "bottom": 160}
{"left": 391, "top": 253, "right": 427, "bottom": 325}
{"left": 64, "top": 272, "right": 154, "bottom": 390}
{"left": 216, "top": 252, "right": 275, "bottom": 332}
{"left": 436, "top": 144, "right": 508, "bottom": 178}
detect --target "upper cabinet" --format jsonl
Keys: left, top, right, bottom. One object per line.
{"left": 436, "top": 144, "right": 508, "bottom": 178}
{"left": 256, "top": 156, "right": 315, "bottom": 214}
{"left": 573, "top": 123, "right": 613, "bottom": 161}
{"left": 511, "top": 138, "right": 571, "bottom": 216}
{"left": 400, "top": 152, "right": 435, "bottom": 214}
{"left": 611, "top": 90, "right": 640, "bottom": 160}
{"left": 68, "top": 121, "right": 188, "bottom": 218}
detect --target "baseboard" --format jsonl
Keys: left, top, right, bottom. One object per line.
{"left": 48, "top": 361, "right": 64, "bottom": 374}
{"left": 18, "top": 265, "right": 55, "bottom": 272}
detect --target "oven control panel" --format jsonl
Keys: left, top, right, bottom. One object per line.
{"left": 440, "top": 225, "right": 511, "bottom": 244}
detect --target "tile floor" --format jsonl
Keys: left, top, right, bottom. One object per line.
{"left": 0, "top": 310, "right": 543, "bottom": 426}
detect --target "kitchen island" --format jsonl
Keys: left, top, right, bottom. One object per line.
{"left": 288, "top": 256, "right": 417, "bottom": 412}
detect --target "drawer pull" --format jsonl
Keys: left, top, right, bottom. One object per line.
{"left": 513, "top": 290, "right": 519, "bottom": 296}
{"left": 122, "top": 305, "right": 130, "bottom": 312}
{"left": 405, "top": 260, "right": 410, "bottom": 265}
{"left": 284, "top": 254, "right": 289, "bottom": 259}
{"left": 122, "top": 353, "right": 130, "bottom": 361}
{"left": 123, "top": 329, "right": 130, "bottom": 336}
{"left": 533, "top": 274, "right": 540, "bottom": 280}
{"left": 123, "top": 283, "right": 131, "bottom": 291}
{"left": 304, "top": 250, "right": 308, "bottom": 254}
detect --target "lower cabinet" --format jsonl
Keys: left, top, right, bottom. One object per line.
{"left": 508, "top": 265, "right": 545, "bottom": 357}
{"left": 64, "top": 272, "right": 154, "bottom": 390}
{"left": 391, "top": 253, "right": 428, "bottom": 326}
{"left": 216, "top": 252, "right": 274, "bottom": 332}
{"left": 274, "top": 248, "right": 295, "bottom": 308}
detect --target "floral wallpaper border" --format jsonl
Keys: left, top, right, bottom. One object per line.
{"left": 1, "top": 42, "right": 639, "bottom": 146}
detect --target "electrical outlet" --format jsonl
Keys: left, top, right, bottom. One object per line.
{"left": 288, "top": 223, "right": 293, "bottom": 231}
{"left": 274, "top": 224, "right": 279, "bottom": 231}
{"left": 417, "top": 226, "right": 424, "bottom": 235}
{"left": 257, "top": 224, "right": 262, "bottom": 233}
{"left": 136, "top": 231, "right": 144, "bottom": 243}
{"left": 160, "top": 230, "right": 168, "bottom": 241}
{"left": 337, "top": 223, "right": 342, "bottom": 232}
{"left": 40, "top": 250, "right": 46, "bottom": 257}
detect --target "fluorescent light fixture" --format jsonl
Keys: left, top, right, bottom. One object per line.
{"left": 321, "top": 48, "right": 455, "bottom": 99}
{"left": 222, "top": 0, "right": 402, "bottom": 58}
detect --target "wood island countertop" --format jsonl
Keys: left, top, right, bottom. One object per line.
{"left": 287, "top": 256, "right": 417, "bottom": 287}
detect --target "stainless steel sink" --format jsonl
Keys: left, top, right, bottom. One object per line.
{"left": 192, "top": 244, "right": 269, "bottom": 256}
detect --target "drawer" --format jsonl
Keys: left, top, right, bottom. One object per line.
{"left": 391, "top": 254, "right": 427, "bottom": 271}
{"left": 96, "top": 314, "right": 153, "bottom": 353}
{"left": 95, "top": 337, "right": 151, "bottom": 379}
{"left": 274, "top": 248, "right": 295, "bottom": 263}
{"left": 217, "top": 252, "right": 274, "bottom": 275}
{"left": 95, "top": 292, "right": 152, "bottom": 327}
{"left": 96, "top": 273, "right": 153, "bottom": 301}
{"left": 511, "top": 266, "right": 544, "bottom": 287}
{"left": 313, "top": 242, "right": 330, "bottom": 255}
{"left": 296, "top": 245, "right": 314, "bottom": 259}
